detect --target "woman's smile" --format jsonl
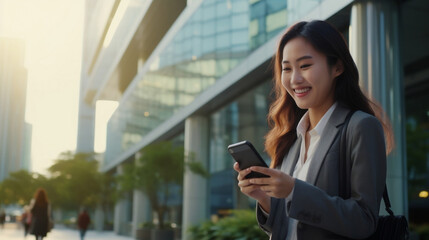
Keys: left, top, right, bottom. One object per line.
{"left": 293, "top": 87, "right": 312, "bottom": 97}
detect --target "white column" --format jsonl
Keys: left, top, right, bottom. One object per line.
{"left": 94, "top": 204, "right": 104, "bottom": 231}
{"left": 350, "top": 0, "right": 407, "bottom": 215}
{"left": 131, "top": 152, "right": 152, "bottom": 238}
{"left": 132, "top": 190, "right": 151, "bottom": 238}
{"left": 132, "top": 153, "right": 152, "bottom": 238}
{"left": 114, "top": 165, "right": 127, "bottom": 234}
{"left": 182, "top": 116, "right": 209, "bottom": 240}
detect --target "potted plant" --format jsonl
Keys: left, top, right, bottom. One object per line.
{"left": 136, "top": 222, "right": 154, "bottom": 240}
{"left": 118, "top": 141, "right": 208, "bottom": 240}
{"left": 188, "top": 210, "right": 267, "bottom": 240}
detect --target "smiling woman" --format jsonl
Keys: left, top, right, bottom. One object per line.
{"left": 234, "top": 20, "right": 394, "bottom": 240}
{"left": 0, "top": 0, "right": 84, "bottom": 174}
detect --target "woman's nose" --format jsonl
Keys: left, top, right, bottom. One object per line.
{"left": 290, "top": 71, "right": 303, "bottom": 84}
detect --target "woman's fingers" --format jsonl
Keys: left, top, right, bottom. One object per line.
{"left": 250, "top": 166, "right": 275, "bottom": 176}
{"left": 248, "top": 167, "right": 295, "bottom": 198}
{"left": 234, "top": 162, "right": 252, "bottom": 181}
{"left": 237, "top": 178, "right": 252, "bottom": 188}
{"left": 233, "top": 162, "right": 240, "bottom": 172}
{"left": 239, "top": 182, "right": 265, "bottom": 196}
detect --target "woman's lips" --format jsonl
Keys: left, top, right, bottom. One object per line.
{"left": 294, "top": 87, "right": 311, "bottom": 97}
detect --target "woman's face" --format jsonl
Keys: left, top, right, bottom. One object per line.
{"left": 281, "top": 37, "right": 342, "bottom": 114}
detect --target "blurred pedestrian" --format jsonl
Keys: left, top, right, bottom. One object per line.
{"left": 77, "top": 209, "right": 91, "bottom": 240}
{"left": 29, "top": 188, "right": 51, "bottom": 240}
{"left": 0, "top": 210, "right": 6, "bottom": 229}
{"left": 21, "top": 205, "right": 32, "bottom": 237}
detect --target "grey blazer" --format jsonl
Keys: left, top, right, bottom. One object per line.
{"left": 257, "top": 105, "right": 387, "bottom": 240}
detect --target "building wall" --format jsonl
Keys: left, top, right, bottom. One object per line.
{"left": 76, "top": 0, "right": 115, "bottom": 153}
{"left": 21, "top": 123, "right": 33, "bottom": 170}
{"left": 0, "top": 38, "right": 28, "bottom": 181}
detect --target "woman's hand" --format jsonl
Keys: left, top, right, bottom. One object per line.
{"left": 248, "top": 166, "right": 295, "bottom": 199}
{"left": 234, "top": 162, "right": 269, "bottom": 203}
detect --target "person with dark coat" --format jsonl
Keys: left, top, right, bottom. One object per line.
{"left": 77, "top": 209, "right": 90, "bottom": 240}
{"left": 29, "top": 188, "right": 51, "bottom": 240}
{"left": 0, "top": 210, "right": 6, "bottom": 229}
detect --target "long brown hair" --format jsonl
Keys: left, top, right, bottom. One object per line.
{"left": 33, "top": 188, "right": 49, "bottom": 207}
{"left": 265, "top": 20, "right": 393, "bottom": 168}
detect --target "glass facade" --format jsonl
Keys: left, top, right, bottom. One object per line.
{"left": 208, "top": 80, "right": 271, "bottom": 215}
{"left": 104, "top": 0, "right": 325, "bottom": 165}
{"left": 400, "top": 0, "right": 429, "bottom": 226}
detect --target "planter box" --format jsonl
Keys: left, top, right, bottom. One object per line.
{"left": 135, "top": 228, "right": 175, "bottom": 240}
{"left": 135, "top": 228, "right": 152, "bottom": 240}
{"left": 151, "top": 229, "right": 175, "bottom": 240}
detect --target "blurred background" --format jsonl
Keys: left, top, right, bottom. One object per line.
{"left": 0, "top": 0, "right": 428, "bottom": 239}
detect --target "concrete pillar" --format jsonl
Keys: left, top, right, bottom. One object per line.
{"left": 349, "top": 0, "right": 408, "bottom": 215}
{"left": 132, "top": 190, "right": 151, "bottom": 237}
{"left": 182, "top": 116, "right": 209, "bottom": 240}
{"left": 132, "top": 152, "right": 152, "bottom": 238}
{"left": 114, "top": 165, "right": 127, "bottom": 234}
{"left": 94, "top": 204, "right": 104, "bottom": 231}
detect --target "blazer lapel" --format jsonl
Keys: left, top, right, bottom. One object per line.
{"left": 281, "top": 136, "right": 301, "bottom": 175}
{"left": 306, "top": 105, "right": 350, "bottom": 185}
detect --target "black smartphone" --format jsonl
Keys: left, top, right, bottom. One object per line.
{"left": 228, "top": 140, "right": 269, "bottom": 179}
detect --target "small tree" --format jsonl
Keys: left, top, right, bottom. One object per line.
{"left": 0, "top": 170, "right": 47, "bottom": 205}
{"left": 118, "top": 141, "right": 207, "bottom": 229}
{"left": 48, "top": 151, "right": 114, "bottom": 210}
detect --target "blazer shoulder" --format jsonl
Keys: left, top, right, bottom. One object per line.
{"left": 349, "top": 110, "right": 381, "bottom": 127}
{"left": 348, "top": 110, "right": 384, "bottom": 137}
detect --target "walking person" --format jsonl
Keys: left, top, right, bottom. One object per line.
{"left": 21, "top": 205, "right": 32, "bottom": 237}
{"left": 77, "top": 209, "right": 91, "bottom": 240}
{"left": 0, "top": 210, "right": 6, "bottom": 229}
{"left": 234, "top": 20, "right": 392, "bottom": 239}
{"left": 29, "top": 188, "right": 51, "bottom": 240}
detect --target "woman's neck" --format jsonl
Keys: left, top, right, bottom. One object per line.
{"left": 307, "top": 101, "right": 335, "bottom": 130}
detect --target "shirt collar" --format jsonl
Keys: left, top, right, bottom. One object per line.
{"left": 296, "top": 102, "right": 338, "bottom": 138}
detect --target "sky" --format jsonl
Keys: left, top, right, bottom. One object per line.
{"left": 0, "top": 0, "right": 85, "bottom": 174}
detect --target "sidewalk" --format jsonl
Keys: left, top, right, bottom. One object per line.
{"left": 0, "top": 222, "right": 134, "bottom": 240}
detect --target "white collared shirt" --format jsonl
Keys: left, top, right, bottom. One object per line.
{"left": 285, "top": 102, "right": 338, "bottom": 240}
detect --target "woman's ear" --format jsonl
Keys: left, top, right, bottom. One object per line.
{"left": 333, "top": 60, "right": 344, "bottom": 78}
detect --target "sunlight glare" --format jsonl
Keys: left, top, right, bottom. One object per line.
{"left": 0, "top": 0, "right": 84, "bottom": 174}
{"left": 103, "top": 0, "right": 129, "bottom": 48}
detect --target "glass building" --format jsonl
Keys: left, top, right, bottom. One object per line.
{"left": 0, "top": 38, "right": 30, "bottom": 181}
{"left": 78, "top": 0, "right": 429, "bottom": 238}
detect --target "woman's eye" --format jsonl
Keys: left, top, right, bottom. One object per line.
{"left": 282, "top": 67, "right": 291, "bottom": 72}
{"left": 300, "top": 64, "right": 311, "bottom": 69}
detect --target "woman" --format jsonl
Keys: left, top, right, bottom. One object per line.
{"left": 234, "top": 20, "right": 392, "bottom": 239}
{"left": 29, "top": 188, "right": 51, "bottom": 240}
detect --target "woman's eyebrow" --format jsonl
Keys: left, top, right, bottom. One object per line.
{"left": 282, "top": 55, "right": 313, "bottom": 64}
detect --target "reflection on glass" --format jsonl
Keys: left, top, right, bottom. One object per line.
{"left": 105, "top": 0, "right": 325, "bottom": 165}
{"left": 208, "top": 80, "right": 271, "bottom": 214}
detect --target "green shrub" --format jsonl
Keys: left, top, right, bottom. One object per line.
{"left": 410, "top": 223, "right": 429, "bottom": 240}
{"left": 139, "top": 221, "right": 155, "bottom": 229}
{"left": 188, "top": 209, "right": 267, "bottom": 240}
